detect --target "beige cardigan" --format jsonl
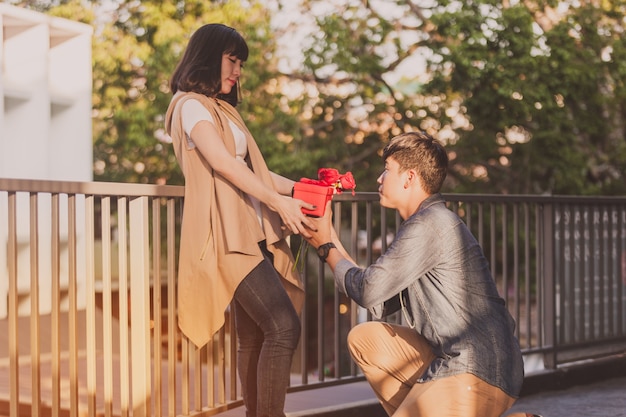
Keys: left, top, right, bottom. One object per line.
{"left": 165, "top": 92, "right": 304, "bottom": 347}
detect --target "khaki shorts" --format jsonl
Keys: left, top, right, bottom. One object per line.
{"left": 347, "top": 321, "right": 518, "bottom": 417}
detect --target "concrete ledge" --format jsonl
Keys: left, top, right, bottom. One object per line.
{"left": 520, "top": 352, "right": 626, "bottom": 396}
{"left": 287, "top": 399, "right": 384, "bottom": 417}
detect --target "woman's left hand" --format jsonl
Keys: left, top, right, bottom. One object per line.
{"left": 271, "top": 194, "right": 317, "bottom": 238}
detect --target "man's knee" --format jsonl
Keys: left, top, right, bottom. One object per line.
{"left": 347, "top": 321, "right": 389, "bottom": 358}
{"left": 348, "top": 321, "right": 377, "bottom": 345}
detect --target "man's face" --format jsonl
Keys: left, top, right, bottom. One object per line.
{"left": 377, "top": 156, "right": 408, "bottom": 209}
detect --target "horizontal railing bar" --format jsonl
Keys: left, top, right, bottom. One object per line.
{"left": 286, "top": 375, "right": 368, "bottom": 394}
{"left": 0, "top": 177, "right": 184, "bottom": 197}
{"left": 335, "top": 191, "right": 626, "bottom": 205}
{"left": 446, "top": 194, "right": 626, "bottom": 204}
{"left": 3, "top": 179, "right": 625, "bottom": 205}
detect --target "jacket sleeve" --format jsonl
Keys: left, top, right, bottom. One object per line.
{"left": 369, "top": 293, "right": 401, "bottom": 320}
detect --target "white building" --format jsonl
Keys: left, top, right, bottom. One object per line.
{"left": 0, "top": 3, "right": 92, "bottom": 181}
{"left": 0, "top": 4, "right": 93, "bottom": 318}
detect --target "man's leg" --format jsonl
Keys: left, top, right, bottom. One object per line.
{"left": 347, "top": 321, "right": 436, "bottom": 415}
{"left": 392, "top": 373, "right": 516, "bottom": 417}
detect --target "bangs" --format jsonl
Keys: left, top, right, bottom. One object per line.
{"left": 225, "top": 32, "right": 249, "bottom": 61}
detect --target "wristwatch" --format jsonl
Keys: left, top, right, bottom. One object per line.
{"left": 316, "top": 242, "right": 336, "bottom": 262}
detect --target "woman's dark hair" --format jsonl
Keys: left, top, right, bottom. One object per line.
{"left": 170, "top": 23, "right": 248, "bottom": 106}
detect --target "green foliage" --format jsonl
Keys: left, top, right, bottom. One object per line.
{"left": 422, "top": 1, "right": 626, "bottom": 194}
{"left": 37, "top": 0, "right": 309, "bottom": 185}
{"left": 294, "top": 0, "right": 626, "bottom": 195}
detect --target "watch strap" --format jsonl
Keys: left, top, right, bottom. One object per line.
{"left": 317, "top": 242, "right": 336, "bottom": 262}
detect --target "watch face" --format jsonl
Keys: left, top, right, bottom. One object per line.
{"left": 317, "top": 243, "right": 334, "bottom": 260}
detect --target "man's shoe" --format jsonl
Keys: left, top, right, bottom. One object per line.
{"left": 526, "top": 414, "right": 543, "bottom": 417}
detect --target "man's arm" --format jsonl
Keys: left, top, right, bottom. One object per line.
{"left": 304, "top": 201, "right": 356, "bottom": 270}
{"left": 305, "top": 203, "right": 402, "bottom": 317}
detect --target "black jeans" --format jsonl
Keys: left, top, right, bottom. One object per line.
{"left": 233, "top": 243, "right": 301, "bottom": 417}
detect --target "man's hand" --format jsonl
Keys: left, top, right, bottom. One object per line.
{"left": 303, "top": 201, "right": 334, "bottom": 248}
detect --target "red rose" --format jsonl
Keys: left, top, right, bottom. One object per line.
{"left": 317, "top": 168, "right": 341, "bottom": 186}
{"left": 338, "top": 172, "right": 356, "bottom": 194}
{"left": 298, "top": 168, "right": 357, "bottom": 196}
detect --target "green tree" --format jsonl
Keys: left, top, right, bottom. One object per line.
{"left": 424, "top": 0, "right": 626, "bottom": 195}
{"left": 36, "top": 0, "right": 317, "bottom": 185}
{"left": 291, "top": 0, "right": 626, "bottom": 195}
{"left": 287, "top": 1, "right": 413, "bottom": 191}
{"left": 88, "top": 0, "right": 307, "bottom": 185}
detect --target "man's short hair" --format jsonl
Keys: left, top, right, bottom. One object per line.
{"left": 382, "top": 131, "right": 448, "bottom": 194}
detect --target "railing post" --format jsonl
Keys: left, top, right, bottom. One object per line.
{"left": 129, "top": 196, "right": 151, "bottom": 417}
{"left": 7, "top": 192, "right": 19, "bottom": 417}
{"left": 541, "top": 202, "right": 557, "bottom": 369}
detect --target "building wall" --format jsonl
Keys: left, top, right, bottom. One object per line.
{"left": 0, "top": 4, "right": 92, "bottom": 318}
{"left": 0, "top": 4, "right": 92, "bottom": 181}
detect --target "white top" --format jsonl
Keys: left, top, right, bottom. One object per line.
{"left": 180, "top": 97, "right": 263, "bottom": 227}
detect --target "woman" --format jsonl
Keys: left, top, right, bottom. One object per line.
{"left": 165, "top": 23, "right": 315, "bottom": 417}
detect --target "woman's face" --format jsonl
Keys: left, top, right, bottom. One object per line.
{"left": 220, "top": 53, "right": 243, "bottom": 95}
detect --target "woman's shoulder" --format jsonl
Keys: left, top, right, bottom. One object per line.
{"left": 174, "top": 91, "right": 217, "bottom": 108}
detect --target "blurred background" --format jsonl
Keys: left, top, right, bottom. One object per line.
{"left": 4, "top": 0, "right": 626, "bottom": 197}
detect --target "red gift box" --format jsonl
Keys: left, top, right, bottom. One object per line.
{"left": 292, "top": 182, "right": 334, "bottom": 217}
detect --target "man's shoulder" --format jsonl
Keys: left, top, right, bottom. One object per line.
{"left": 407, "top": 197, "right": 462, "bottom": 233}
{"left": 412, "top": 194, "right": 450, "bottom": 218}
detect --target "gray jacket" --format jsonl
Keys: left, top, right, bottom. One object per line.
{"left": 334, "top": 193, "right": 524, "bottom": 398}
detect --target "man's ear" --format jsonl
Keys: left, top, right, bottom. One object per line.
{"left": 405, "top": 168, "right": 418, "bottom": 187}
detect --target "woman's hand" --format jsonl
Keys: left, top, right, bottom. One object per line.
{"left": 270, "top": 194, "right": 317, "bottom": 238}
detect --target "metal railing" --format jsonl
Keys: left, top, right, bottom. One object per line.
{"left": 1, "top": 178, "right": 625, "bottom": 417}
{"left": 443, "top": 194, "right": 626, "bottom": 368}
